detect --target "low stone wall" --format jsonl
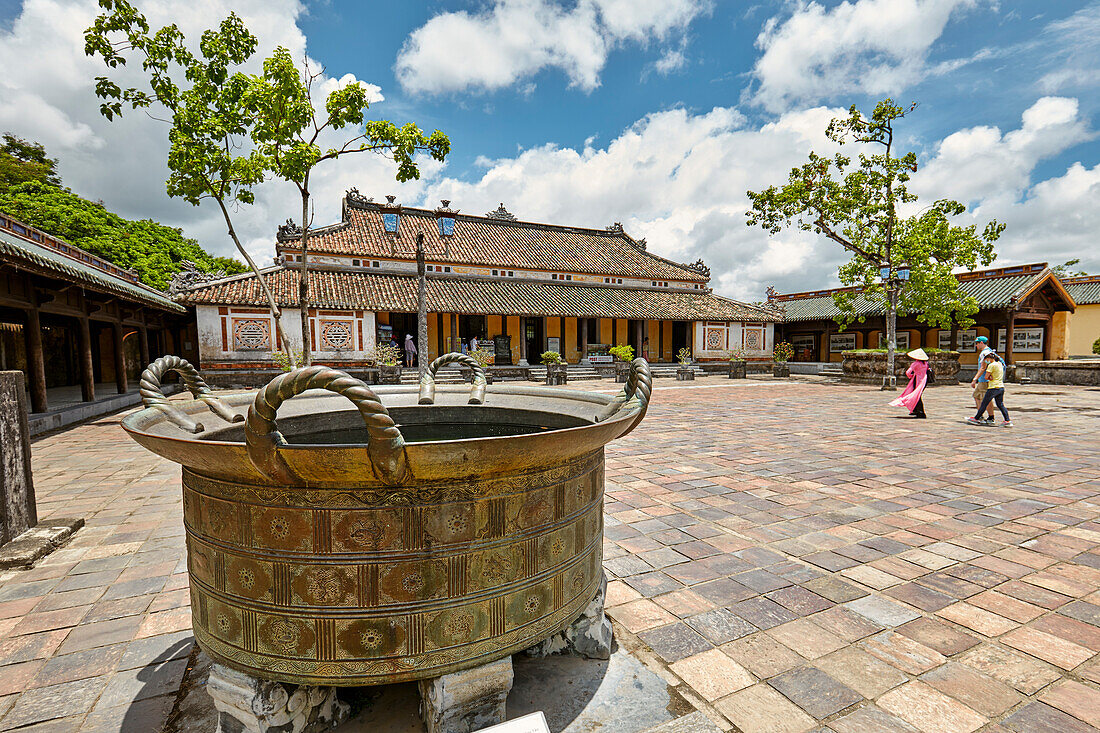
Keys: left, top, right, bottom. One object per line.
{"left": 1016, "top": 360, "right": 1100, "bottom": 386}
{"left": 842, "top": 350, "right": 961, "bottom": 386}
{"left": 1, "top": 372, "right": 35, "bottom": 545}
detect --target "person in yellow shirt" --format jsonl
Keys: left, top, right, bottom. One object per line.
{"left": 966, "top": 352, "right": 1012, "bottom": 427}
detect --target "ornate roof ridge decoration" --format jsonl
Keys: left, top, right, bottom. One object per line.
{"left": 606, "top": 222, "right": 624, "bottom": 233}
{"left": 345, "top": 187, "right": 374, "bottom": 206}
{"left": 168, "top": 260, "right": 226, "bottom": 297}
{"left": 486, "top": 203, "right": 517, "bottom": 221}
{"left": 276, "top": 218, "right": 302, "bottom": 242}
{"left": 685, "top": 259, "right": 711, "bottom": 278}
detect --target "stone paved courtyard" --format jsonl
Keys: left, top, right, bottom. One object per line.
{"left": 1, "top": 377, "right": 1099, "bottom": 732}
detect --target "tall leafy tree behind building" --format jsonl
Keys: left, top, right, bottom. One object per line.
{"left": 747, "top": 100, "right": 1004, "bottom": 388}
{"left": 0, "top": 131, "right": 245, "bottom": 290}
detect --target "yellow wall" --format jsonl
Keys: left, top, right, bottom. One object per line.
{"left": 487, "top": 315, "right": 502, "bottom": 338}
{"left": 662, "top": 322, "right": 673, "bottom": 362}
{"left": 377, "top": 312, "right": 389, "bottom": 325}
{"left": 614, "top": 319, "right": 628, "bottom": 346}
{"left": 426, "top": 314, "right": 439, "bottom": 360}
{"left": 599, "top": 318, "right": 612, "bottom": 346}
{"left": 547, "top": 317, "right": 561, "bottom": 339}
{"left": 1067, "top": 304, "right": 1100, "bottom": 357}
{"left": 506, "top": 316, "right": 521, "bottom": 363}
{"left": 564, "top": 318, "right": 579, "bottom": 363}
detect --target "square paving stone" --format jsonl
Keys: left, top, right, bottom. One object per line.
{"left": 663, "top": 561, "right": 720, "bottom": 585}
{"left": 814, "top": 647, "right": 908, "bottom": 698}
{"left": 691, "top": 578, "right": 755, "bottom": 606}
{"left": 921, "top": 661, "right": 1021, "bottom": 717}
{"left": 0, "top": 675, "right": 108, "bottom": 729}
{"left": 957, "top": 643, "right": 1061, "bottom": 694}
{"left": 721, "top": 632, "right": 806, "bottom": 679}
{"left": 862, "top": 631, "right": 947, "bottom": 675}
{"left": 768, "top": 666, "right": 863, "bottom": 719}
{"left": 637, "top": 622, "right": 712, "bottom": 663}
{"left": 828, "top": 704, "right": 921, "bottom": 733}
{"left": 808, "top": 606, "right": 882, "bottom": 642}
{"left": 734, "top": 569, "right": 792, "bottom": 594}
{"left": 95, "top": 657, "right": 188, "bottom": 708}
{"left": 1038, "top": 680, "right": 1100, "bottom": 728}
{"left": 1002, "top": 702, "right": 1096, "bottom": 733}
{"left": 714, "top": 683, "right": 816, "bottom": 733}
{"left": 668, "top": 648, "right": 754, "bottom": 702}
{"left": 885, "top": 582, "right": 955, "bottom": 612}
{"left": 731, "top": 597, "right": 799, "bottom": 630}
{"left": 846, "top": 595, "right": 920, "bottom": 628}
{"left": 803, "top": 576, "right": 868, "bottom": 603}
{"left": 605, "top": 556, "right": 654, "bottom": 578}
{"left": 766, "top": 586, "right": 834, "bottom": 615}
{"left": 897, "top": 617, "right": 979, "bottom": 656}
{"left": 877, "top": 681, "right": 987, "bottom": 733}
{"left": 685, "top": 608, "right": 755, "bottom": 644}
{"left": 803, "top": 551, "right": 860, "bottom": 572}
{"left": 624, "top": 571, "right": 683, "bottom": 598}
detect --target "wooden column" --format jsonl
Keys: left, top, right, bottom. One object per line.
{"left": 113, "top": 323, "right": 128, "bottom": 394}
{"left": 78, "top": 317, "right": 95, "bottom": 403}
{"left": 1004, "top": 313, "right": 1015, "bottom": 364}
{"left": 634, "top": 320, "right": 643, "bottom": 355}
{"left": 138, "top": 325, "right": 150, "bottom": 369}
{"left": 579, "top": 318, "right": 588, "bottom": 360}
{"left": 23, "top": 308, "right": 48, "bottom": 413}
{"left": 449, "top": 313, "right": 458, "bottom": 353}
{"left": 518, "top": 318, "right": 528, "bottom": 364}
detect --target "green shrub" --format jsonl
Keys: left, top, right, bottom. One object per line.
{"left": 677, "top": 347, "right": 693, "bottom": 365}
{"left": 1093, "top": 336, "right": 1100, "bottom": 355}
{"left": 540, "top": 350, "right": 563, "bottom": 365}
{"left": 608, "top": 344, "right": 634, "bottom": 362}
{"left": 773, "top": 341, "right": 794, "bottom": 363}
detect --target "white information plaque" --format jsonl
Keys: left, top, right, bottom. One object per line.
{"left": 475, "top": 711, "right": 550, "bottom": 733}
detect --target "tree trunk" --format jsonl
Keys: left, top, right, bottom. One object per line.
{"left": 884, "top": 286, "right": 898, "bottom": 390}
{"left": 416, "top": 234, "right": 428, "bottom": 380}
{"left": 299, "top": 181, "right": 312, "bottom": 368}
{"left": 214, "top": 198, "right": 293, "bottom": 359}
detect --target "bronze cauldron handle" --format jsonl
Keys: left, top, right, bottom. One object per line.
{"left": 418, "top": 353, "right": 487, "bottom": 405}
{"left": 595, "top": 358, "right": 652, "bottom": 436}
{"left": 139, "top": 355, "right": 244, "bottom": 434}
{"left": 246, "top": 366, "right": 409, "bottom": 486}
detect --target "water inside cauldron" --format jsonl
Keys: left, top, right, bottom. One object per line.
{"left": 288, "top": 421, "right": 560, "bottom": 444}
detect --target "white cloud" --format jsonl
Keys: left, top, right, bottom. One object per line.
{"left": 750, "top": 0, "right": 976, "bottom": 112}
{"left": 394, "top": 0, "right": 709, "bottom": 95}
{"left": 0, "top": 0, "right": 412, "bottom": 270}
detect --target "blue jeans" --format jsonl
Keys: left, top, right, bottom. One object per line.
{"left": 974, "top": 387, "right": 1009, "bottom": 421}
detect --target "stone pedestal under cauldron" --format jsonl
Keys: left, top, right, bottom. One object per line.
{"left": 842, "top": 350, "right": 961, "bottom": 385}
{"left": 123, "top": 354, "right": 652, "bottom": 733}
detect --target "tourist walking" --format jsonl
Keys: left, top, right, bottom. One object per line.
{"left": 404, "top": 334, "right": 417, "bottom": 368}
{"left": 889, "top": 348, "right": 930, "bottom": 418}
{"left": 967, "top": 351, "right": 1012, "bottom": 427}
{"left": 970, "top": 336, "right": 997, "bottom": 424}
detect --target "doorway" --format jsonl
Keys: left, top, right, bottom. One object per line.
{"left": 671, "top": 321, "right": 689, "bottom": 359}
{"left": 523, "top": 317, "right": 544, "bottom": 360}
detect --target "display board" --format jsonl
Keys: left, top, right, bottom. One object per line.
{"left": 493, "top": 334, "right": 512, "bottom": 365}
{"left": 830, "top": 333, "right": 856, "bottom": 352}
{"left": 938, "top": 329, "right": 976, "bottom": 351}
{"left": 997, "top": 327, "right": 1044, "bottom": 353}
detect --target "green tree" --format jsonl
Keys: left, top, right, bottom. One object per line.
{"left": 747, "top": 100, "right": 1004, "bottom": 388}
{"left": 85, "top": 0, "right": 293, "bottom": 356}
{"left": 245, "top": 48, "right": 449, "bottom": 365}
{"left": 1052, "top": 259, "right": 1087, "bottom": 278}
{"left": 0, "top": 180, "right": 245, "bottom": 289}
{"left": 0, "top": 134, "right": 62, "bottom": 192}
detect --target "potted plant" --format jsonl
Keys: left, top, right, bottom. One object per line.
{"left": 608, "top": 344, "right": 634, "bottom": 383}
{"left": 541, "top": 350, "right": 567, "bottom": 385}
{"left": 471, "top": 345, "right": 495, "bottom": 384}
{"left": 676, "top": 347, "right": 695, "bottom": 381}
{"left": 772, "top": 341, "right": 793, "bottom": 378}
{"left": 372, "top": 344, "right": 403, "bottom": 384}
{"left": 727, "top": 348, "right": 747, "bottom": 379}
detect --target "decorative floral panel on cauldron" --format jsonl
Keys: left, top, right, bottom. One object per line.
{"left": 181, "top": 449, "right": 605, "bottom": 685}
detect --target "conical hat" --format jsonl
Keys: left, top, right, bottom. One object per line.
{"left": 907, "top": 348, "right": 929, "bottom": 361}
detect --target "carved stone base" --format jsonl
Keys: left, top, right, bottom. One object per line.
{"left": 525, "top": 573, "right": 613, "bottom": 660}
{"left": 207, "top": 663, "right": 349, "bottom": 733}
{"left": 418, "top": 656, "right": 514, "bottom": 733}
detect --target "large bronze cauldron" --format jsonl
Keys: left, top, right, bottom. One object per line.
{"left": 122, "top": 354, "right": 651, "bottom": 686}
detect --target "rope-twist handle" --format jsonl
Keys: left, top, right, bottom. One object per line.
{"left": 418, "top": 353, "right": 487, "bottom": 405}
{"left": 139, "top": 355, "right": 243, "bottom": 433}
{"left": 596, "top": 358, "right": 652, "bottom": 436}
{"left": 246, "top": 366, "right": 409, "bottom": 486}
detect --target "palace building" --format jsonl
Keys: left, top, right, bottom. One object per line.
{"left": 180, "top": 193, "right": 780, "bottom": 372}
{"left": 0, "top": 212, "right": 195, "bottom": 430}
{"left": 771, "top": 263, "right": 1078, "bottom": 366}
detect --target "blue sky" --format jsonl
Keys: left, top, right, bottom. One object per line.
{"left": 0, "top": 0, "right": 1097, "bottom": 299}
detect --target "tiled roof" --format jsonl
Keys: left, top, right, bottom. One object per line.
{"left": 278, "top": 199, "right": 710, "bottom": 282}
{"left": 1064, "top": 276, "right": 1100, "bottom": 306}
{"left": 0, "top": 216, "right": 184, "bottom": 313}
{"left": 775, "top": 266, "right": 1065, "bottom": 323}
{"left": 180, "top": 267, "right": 780, "bottom": 322}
